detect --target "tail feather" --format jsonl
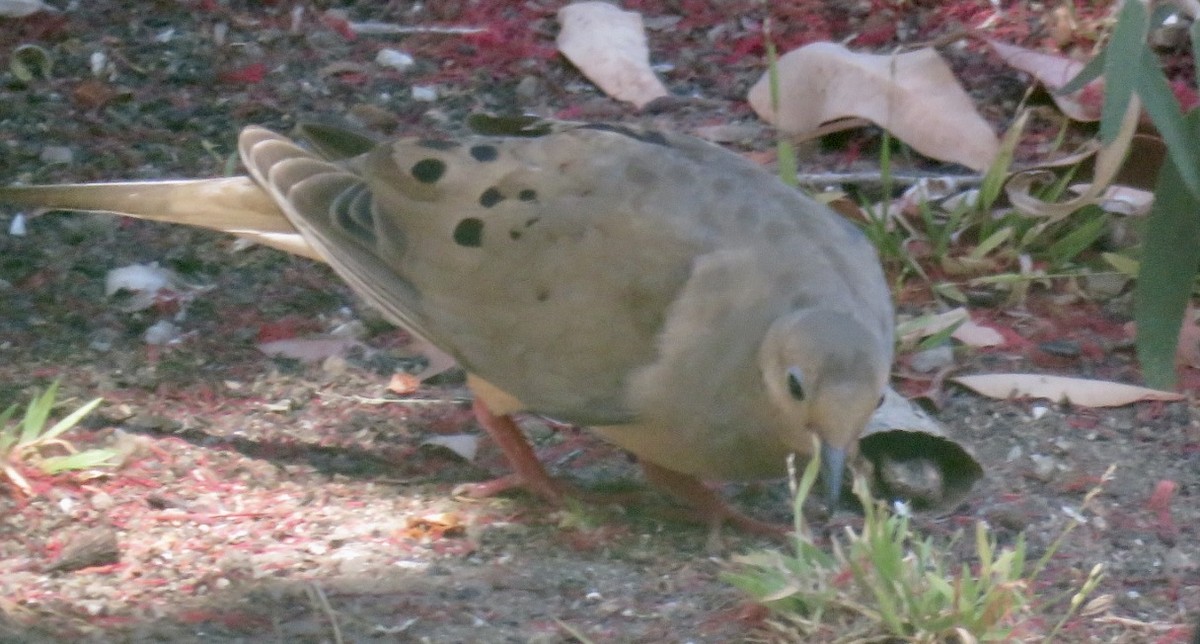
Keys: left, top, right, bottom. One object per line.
{"left": 0, "top": 178, "right": 320, "bottom": 260}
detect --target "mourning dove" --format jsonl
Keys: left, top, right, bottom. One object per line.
{"left": 1, "top": 121, "right": 894, "bottom": 531}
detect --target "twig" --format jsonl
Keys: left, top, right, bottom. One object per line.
{"left": 794, "top": 171, "right": 983, "bottom": 191}
{"left": 349, "top": 22, "right": 486, "bottom": 35}
{"left": 306, "top": 582, "right": 344, "bottom": 644}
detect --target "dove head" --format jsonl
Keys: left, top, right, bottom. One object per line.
{"left": 760, "top": 308, "right": 890, "bottom": 508}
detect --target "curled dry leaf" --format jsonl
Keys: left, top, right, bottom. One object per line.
{"left": 952, "top": 373, "right": 1184, "bottom": 407}
{"left": 556, "top": 2, "right": 668, "bottom": 109}
{"left": 748, "top": 42, "right": 998, "bottom": 171}
{"left": 987, "top": 39, "right": 1102, "bottom": 122}
{"left": 861, "top": 386, "right": 983, "bottom": 511}
{"left": 1006, "top": 97, "right": 1141, "bottom": 219}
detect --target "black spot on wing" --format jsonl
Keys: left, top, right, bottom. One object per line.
{"left": 470, "top": 144, "right": 499, "bottom": 162}
{"left": 518, "top": 189, "right": 537, "bottom": 202}
{"left": 466, "top": 113, "right": 553, "bottom": 137}
{"left": 411, "top": 158, "right": 446, "bottom": 183}
{"left": 578, "top": 123, "right": 670, "bottom": 147}
{"left": 453, "top": 218, "right": 484, "bottom": 247}
{"left": 479, "top": 187, "right": 505, "bottom": 208}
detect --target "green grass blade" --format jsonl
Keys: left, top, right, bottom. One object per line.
{"left": 1058, "top": 47, "right": 1106, "bottom": 95}
{"left": 1045, "top": 207, "right": 1108, "bottom": 265}
{"left": 1191, "top": 18, "right": 1200, "bottom": 85}
{"left": 0, "top": 404, "right": 18, "bottom": 453}
{"left": 20, "top": 382, "right": 57, "bottom": 446}
{"left": 1135, "top": 48, "right": 1200, "bottom": 198}
{"left": 1099, "top": 0, "right": 1147, "bottom": 143}
{"left": 42, "top": 397, "right": 103, "bottom": 441}
{"left": 39, "top": 449, "right": 119, "bottom": 474}
{"left": 978, "top": 110, "right": 1027, "bottom": 211}
{"left": 764, "top": 35, "right": 799, "bottom": 188}
{"left": 1101, "top": 252, "right": 1140, "bottom": 276}
{"left": 970, "top": 226, "right": 1013, "bottom": 260}
{"left": 1134, "top": 132, "right": 1200, "bottom": 389}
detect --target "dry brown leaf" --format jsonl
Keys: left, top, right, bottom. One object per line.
{"left": 422, "top": 434, "right": 480, "bottom": 462}
{"left": 898, "top": 308, "right": 1005, "bottom": 348}
{"left": 747, "top": 42, "right": 998, "bottom": 171}
{"left": 987, "top": 39, "right": 1102, "bottom": 122}
{"left": 556, "top": 2, "right": 668, "bottom": 109}
{"left": 1006, "top": 96, "right": 1141, "bottom": 219}
{"left": 387, "top": 372, "right": 421, "bottom": 395}
{"left": 952, "top": 373, "right": 1184, "bottom": 407}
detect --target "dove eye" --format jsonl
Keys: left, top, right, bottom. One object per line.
{"left": 786, "top": 367, "right": 805, "bottom": 401}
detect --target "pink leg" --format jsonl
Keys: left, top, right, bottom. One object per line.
{"left": 640, "top": 461, "right": 790, "bottom": 542}
{"left": 463, "top": 398, "right": 568, "bottom": 505}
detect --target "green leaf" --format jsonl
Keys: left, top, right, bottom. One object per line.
{"left": 1191, "top": 18, "right": 1200, "bottom": 86}
{"left": 1058, "top": 47, "right": 1106, "bottom": 95}
{"left": 1101, "top": 252, "right": 1140, "bottom": 276}
{"left": 41, "top": 397, "right": 103, "bottom": 441}
{"left": 1045, "top": 207, "right": 1108, "bottom": 265}
{"left": 0, "top": 403, "right": 18, "bottom": 454}
{"left": 765, "top": 35, "right": 799, "bottom": 188}
{"left": 19, "top": 381, "right": 57, "bottom": 446}
{"left": 977, "top": 110, "right": 1027, "bottom": 211}
{"left": 39, "top": 449, "right": 119, "bottom": 474}
{"left": 1135, "top": 49, "right": 1200, "bottom": 198}
{"left": 917, "top": 318, "right": 963, "bottom": 350}
{"left": 970, "top": 226, "right": 1013, "bottom": 260}
{"left": 1134, "top": 112, "right": 1200, "bottom": 389}
{"left": 1099, "top": 0, "right": 1148, "bottom": 143}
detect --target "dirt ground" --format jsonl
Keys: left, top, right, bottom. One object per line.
{"left": 1, "top": 1, "right": 1198, "bottom": 642}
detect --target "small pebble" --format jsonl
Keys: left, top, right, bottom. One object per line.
{"left": 143, "top": 320, "right": 180, "bottom": 345}
{"left": 411, "top": 85, "right": 438, "bottom": 101}
{"left": 375, "top": 48, "right": 415, "bottom": 71}
{"left": 909, "top": 345, "right": 954, "bottom": 373}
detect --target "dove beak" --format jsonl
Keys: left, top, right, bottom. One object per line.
{"left": 821, "top": 441, "right": 847, "bottom": 509}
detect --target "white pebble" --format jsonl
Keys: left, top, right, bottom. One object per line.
{"left": 411, "top": 85, "right": 438, "bottom": 102}
{"left": 143, "top": 320, "right": 180, "bottom": 345}
{"left": 375, "top": 48, "right": 415, "bottom": 71}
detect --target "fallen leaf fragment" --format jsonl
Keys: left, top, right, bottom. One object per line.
{"left": 897, "top": 308, "right": 1005, "bottom": 347}
{"left": 422, "top": 434, "right": 480, "bottom": 462}
{"left": 748, "top": 42, "right": 998, "bottom": 171}
{"left": 987, "top": 39, "right": 1102, "bottom": 121}
{"left": 105, "top": 262, "right": 180, "bottom": 312}
{"left": 402, "top": 512, "right": 466, "bottom": 541}
{"left": 556, "top": 2, "right": 668, "bottom": 109}
{"left": 387, "top": 372, "right": 421, "bottom": 395}
{"left": 952, "top": 373, "right": 1184, "bottom": 407}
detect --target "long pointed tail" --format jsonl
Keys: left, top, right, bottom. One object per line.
{"left": 0, "top": 178, "right": 320, "bottom": 260}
